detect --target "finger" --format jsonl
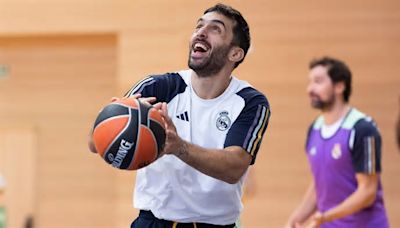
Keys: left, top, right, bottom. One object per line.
{"left": 160, "top": 103, "right": 171, "bottom": 122}
{"left": 155, "top": 103, "right": 167, "bottom": 118}
{"left": 130, "top": 94, "right": 142, "bottom": 99}
{"left": 153, "top": 102, "right": 162, "bottom": 109}
{"left": 162, "top": 106, "right": 178, "bottom": 133}
{"left": 110, "top": 97, "right": 120, "bottom": 102}
{"left": 153, "top": 102, "right": 166, "bottom": 111}
{"left": 158, "top": 103, "right": 174, "bottom": 129}
{"left": 161, "top": 110, "right": 172, "bottom": 126}
{"left": 162, "top": 102, "right": 169, "bottom": 116}
{"left": 138, "top": 97, "right": 157, "bottom": 104}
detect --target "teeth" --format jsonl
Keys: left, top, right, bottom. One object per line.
{"left": 194, "top": 43, "right": 208, "bottom": 51}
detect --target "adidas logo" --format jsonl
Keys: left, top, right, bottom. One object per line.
{"left": 176, "top": 111, "right": 189, "bottom": 122}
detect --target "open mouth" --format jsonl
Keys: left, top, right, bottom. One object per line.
{"left": 193, "top": 42, "right": 209, "bottom": 53}
{"left": 191, "top": 41, "right": 211, "bottom": 59}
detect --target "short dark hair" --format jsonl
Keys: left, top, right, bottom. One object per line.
{"left": 309, "top": 57, "right": 352, "bottom": 102}
{"left": 204, "top": 3, "right": 250, "bottom": 68}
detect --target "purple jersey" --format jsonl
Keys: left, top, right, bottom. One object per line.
{"left": 306, "top": 108, "right": 389, "bottom": 228}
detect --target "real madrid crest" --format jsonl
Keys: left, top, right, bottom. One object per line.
{"left": 309, "top": 146, "right": 317, "bottom": 156}
{"left": 216, "top": 111, "right": 231, "bottom": 131}
{"left": 331, "top": 143, "right": 342, "bottom": 159}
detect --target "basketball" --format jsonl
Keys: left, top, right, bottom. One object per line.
{"left": 92, "top": 97, "right": 166, "bottom": 170}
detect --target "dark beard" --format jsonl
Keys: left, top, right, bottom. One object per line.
{"left": 188, "top": 44, "right": 231, "bottom": 77}
{"left": 311, "top": 93, "right": 335, "bottom": 111}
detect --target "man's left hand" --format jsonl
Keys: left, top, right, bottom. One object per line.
{"left": 306, "top": 212, "right": 324, "bottom": 228}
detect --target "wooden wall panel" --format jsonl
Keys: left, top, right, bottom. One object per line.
{"left": 0, "top": 128, "right": 36, "bottom": 228}
{"left": 0, "top": 35, "right": 118, "bottom": 228}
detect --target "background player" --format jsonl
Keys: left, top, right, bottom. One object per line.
{"left": 285, "top": 57, "right": 389, "bottom": 228}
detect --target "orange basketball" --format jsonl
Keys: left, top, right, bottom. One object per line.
{"left": 92, "top": 97, "right": 165, "bottom": 170}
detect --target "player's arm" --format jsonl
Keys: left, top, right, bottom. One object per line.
{"left": 309, "top": 173, "right": 378, "bottom": 227}
{"left": 158, "top": 90, "right": 270, "bottom": 184}
{"left": 285, "top": 181, "right": 318, "bottom": 228}
{"left": 158, "top": 102, "right": 252, "bottom": 183}
{"left": 173, "top": 141, "right": 251, "bottom": 184}
{"left": 308, "top": 119, "right": 382, "bottom": 227}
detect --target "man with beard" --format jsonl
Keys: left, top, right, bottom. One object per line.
{"left": 89, "top": 3, "right": 270, "bottom": 228}
{"left": 285, "top": 57, "right": 389, "bottom": 228}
